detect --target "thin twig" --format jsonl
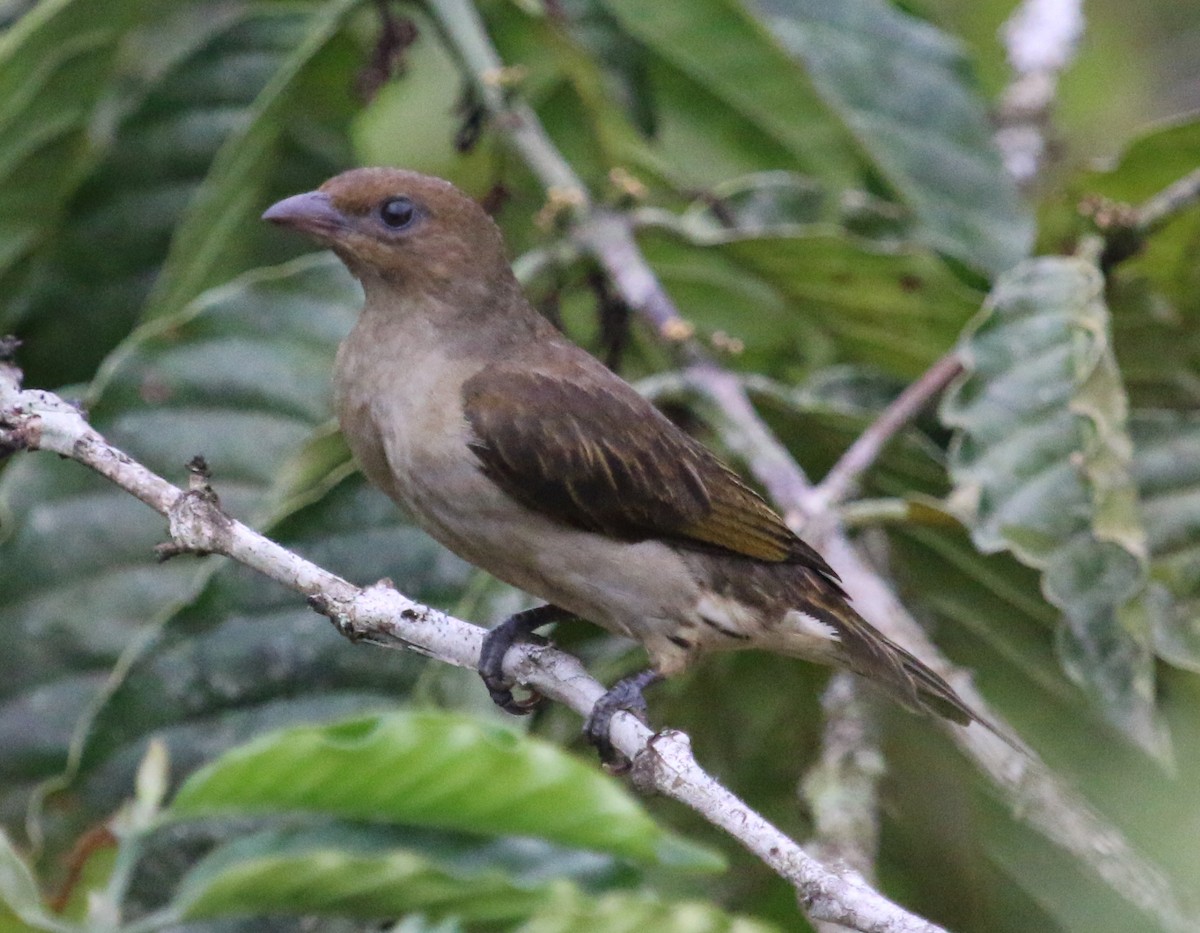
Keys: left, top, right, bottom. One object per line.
{"left": 994, "top": 0, "right": 1084, "bottom": 186}
{"left": 0, "top": 360, "right": 949, "bottom": 933}
{"left": 1084, "top": 166, "right": 1200, "bottom": 268}
{"left": 815, "top": 352, "right": 964, "bottom": 510}
{"left": 804, "top": 672, "right": 885, "bottom": 933}
{"left": 1132, "top": 166, "right": 1200, "bottom": 234}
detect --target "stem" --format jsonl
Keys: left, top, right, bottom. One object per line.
{"left": 1133, "top": 166, "right": 1200, "bottom": 236}
{"left": 427, "top": 0, "right": 584, "bottom": 197}
{"left": 994, "top": 0, "right": 1084, "bottom": 185}
{"left": 803, "top": 673, "right": 884, "bottom": 933}
{"left": 815, "top": 352, "right": 964, "bottom": 509}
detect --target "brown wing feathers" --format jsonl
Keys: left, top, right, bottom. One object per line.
{"left": 462, "top": 358, "right": 841, "bottom": 587}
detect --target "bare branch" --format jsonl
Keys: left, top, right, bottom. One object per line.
{"left": 1132, "top": 166, "right": 1200, "bottom": 235}
{"left": 0, "top": 358, "right": 950, "bottom": 933}
{"left": 815, "top": 534, "right": 1196, "bottom": 933}
{"left": 1083, "top": 166, "right": 1200, "bottom": 268}
{"left": 995, "top": 0, "right": 1084, "bottom": 185}
{"left": 816, "top": 352, "right": 964, "bottom": 510}
{"left": 804, "top": 673, "right": 885, "bottom": 933}
{"left": 691, "top": 379, "right": 1195, "bottom": 930}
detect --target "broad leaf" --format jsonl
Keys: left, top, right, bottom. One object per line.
{"left": 169, "top": 710, "right": 722, "bottom": 871}
{"left": 746, "top": 0, "right": 1032, "bottom": 275}
{"left": 512, "top": 889, "right": 778, "bottom": 933}
{"left": 597, "top": 0, "right": 864, "bottom": 187}
{"left": 13, "top": 0, "right": 360, "bottom": 386}
{"left": 0, "top": 254, "right": 361, "bottom": 800}
{"left": 0, "top": 0, "right": 142, "bottom": 330}
{"left": 637, "top": 228, "right": 980, "bottom": 379}
{"left": 667, "top": 171, "right": 912, "bottom": 245}
{"left": 171, "top": 824, "right": 766, "bottom": 931}
{"left": 941, "top": 257, "right": 1164, "bottom": 754}
{"left": 143, "top": 0, "right": 363, "bottom": 321}
{"left": 1130, "top": 413, "right": 1200, "bottom": 672}
{"left": 1079, "top": 116, "right": 1200, "bottom": 409}
{"left": 175, "top": 823, "right": 624, "bottom": 922}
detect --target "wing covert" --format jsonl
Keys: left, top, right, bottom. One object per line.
{"left": 461, "top": 358, "right": 840, "bottom": 585}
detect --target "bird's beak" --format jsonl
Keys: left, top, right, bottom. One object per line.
{"left": 262, "top": 191, "right": 347, "bottom": 240}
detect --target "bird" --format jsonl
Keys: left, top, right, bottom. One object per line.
{"left": 262, "top": 167, "right": 992, "bottom": 763}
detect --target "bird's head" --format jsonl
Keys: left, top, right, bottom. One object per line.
{"left": 263, "top": 168, "right": 512, "bottom": 295}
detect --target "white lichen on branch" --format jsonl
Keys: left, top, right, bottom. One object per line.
{"left": 995, "top": 0, "right": 1085, "bottom": 184}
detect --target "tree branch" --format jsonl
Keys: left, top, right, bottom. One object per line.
{"left": 1131, "top": 166, "right": 1200, "bottom": 235}
{"left": 804, "top": 672, "right": 885, "bottom": 933}
{"left": 994, "top": 0, "right": 1084, "bottom": 186}
{"left": 697, "top": 382, "right": 1196, "bottom": 933}
{"left": 421, "top": 3, "right": 1196, "bottom": 928}
{"left": 1084, "top": 166, "right": 1200, "bottom": 268}
{"left": 0, "top": 358, "right": 949, "bottom": 933}
{"left": 815, "top": 352, "right": 964, "bottom": 510}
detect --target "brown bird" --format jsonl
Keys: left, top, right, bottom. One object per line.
{"left": 263, "top": 168, "right": 989, "bottom": 761}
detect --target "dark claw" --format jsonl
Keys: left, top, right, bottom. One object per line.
{"left": 584, "top": 669, "right": 662, "bottom": 772}
{"left": 478, "top": 604, "right": 571, "bottom": 715}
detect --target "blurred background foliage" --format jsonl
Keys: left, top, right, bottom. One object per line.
{"left": 0, "top": 0, "right": 1199, "bottom": 931}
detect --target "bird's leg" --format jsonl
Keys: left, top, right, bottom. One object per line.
{"left": 584, "top": 669, "right": 663, "bottom": 770}
{"left": 479, "top": 603, "right": 574, "bottom": 714}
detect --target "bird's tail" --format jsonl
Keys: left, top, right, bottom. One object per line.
{"left": 801, "top": 589, "right": 1023, "bottom": 751}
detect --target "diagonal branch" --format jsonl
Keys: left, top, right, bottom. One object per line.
{"left": 697, "top": 380, "right": 1196, "bottom": 933}
{"left": 815, "top": 351, "right": 964, "bottom": 510}
{"left": 1085, "top": 166, "right": 1200, "bottom": 268}
{"left": 419, "top": 3, "right": 1195, "bottom": 928}
{"left": 0, "top": 358, "right": 949, "bottom": 933}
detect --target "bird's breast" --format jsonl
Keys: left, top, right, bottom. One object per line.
{"left": 335, "top": 317, "right": 479, "bottom": 515}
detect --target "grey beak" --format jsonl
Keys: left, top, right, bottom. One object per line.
{"left": 262, "top": 191, "right": 347, "bottom": 239}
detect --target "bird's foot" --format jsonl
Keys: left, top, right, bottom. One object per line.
{"left": 478, "top": 604, "right": 572, "bottom": 715}
{"left": 584, "top": 669, "right": 663, "bottom": 773}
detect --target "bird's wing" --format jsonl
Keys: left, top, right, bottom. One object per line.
{"left": 461, "top": 357, "right": 840, "bottom": 584}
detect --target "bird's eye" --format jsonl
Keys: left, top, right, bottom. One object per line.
{"left": 379, "top": 196, "right": 416, "bottom": 229}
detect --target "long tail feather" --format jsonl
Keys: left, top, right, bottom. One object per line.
{"left": 801, "top": 589, "right": 1025, "bottom": 752}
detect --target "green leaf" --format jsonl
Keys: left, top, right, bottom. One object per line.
{"left": 1107, "top": 275, "right": 1200, "bottom": 410}
{"left": 1076, "top": 117, "right": 1200, "bottom": 409}
{"left": 169, "top": 710, "right": 723, "bottom": 871}
{"left": 941, "top": 257, "right": 1165, "bottom": 755}
{"left": 514, "top": 889, "right": 779, "bottom": 933}
{"left": 175, "top": 823, "right": 624, "bottom": 922}
{"left": 12, "top": 1, "right": 361, "bottom": 387}
{"left": 0, "top": 830, "right": 73, "bottom": 932}
{"left": 889, "top": 522, "right": 1073, "bottom": 704}
{"left": 746, "top": 0, "right": 1033, "bottom": 275}
{"left": 661, "top": 171, "right": 912, "bottom": 244}
{"left": 1078, "top": 114, "right": 1200, "bottom": 206}
{"left": 0, "top": 0, "right": 143, "bottom": 326}
{"left": 597, "top": 0, "right": 864, "bottom": 187}
{"left": 0, "top": 254, "right": 361, "bottom": 791}
{"left": 143, "top": 0, "right": 362, "bottom": 321}
{"left": 1130, "top": 412, "right": 1200, "bottom": 672}
{"left": 172, "top": 824, "right": 766, "bottom": 931}
{"left": 1079, "top": 116, "right": 1200, "bottom": 315}
{"left": 638, "top": 228, "right": 980, "bottom": 379}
